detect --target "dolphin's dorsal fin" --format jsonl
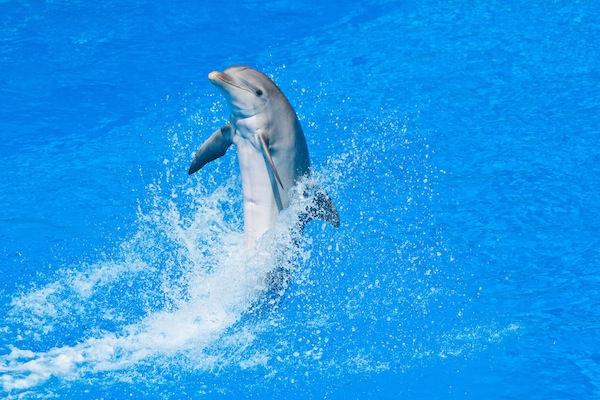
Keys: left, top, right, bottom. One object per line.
{"left": 258, "top": 129, "right": 285, "bottom": 190}
{"left": 188, "top": 124, "right": 234, "bottom": 175}
{"left": 307, "top": 189, "right": 340, "bottom": 228}
{"left": 315, "top": 190, "right": 340, "bottom": 228}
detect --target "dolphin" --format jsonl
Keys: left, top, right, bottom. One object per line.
{"left": 188, "top": 66, "right": 339, "bottom": 248}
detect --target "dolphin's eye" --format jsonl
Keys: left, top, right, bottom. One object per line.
{"left": 256, "top": 89, "right": 263, "bottom": 97}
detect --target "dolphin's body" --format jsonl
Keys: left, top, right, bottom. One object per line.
{"left": 188, "top": 66, "right": 339, "bottom": 248}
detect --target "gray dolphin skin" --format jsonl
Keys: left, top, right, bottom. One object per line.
{"left": 188, "top": 66, "right": 339, "bottom": 248}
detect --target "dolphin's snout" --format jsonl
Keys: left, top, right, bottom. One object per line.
{"left": 209, "top": 71, "right": 229, "bottom": 87}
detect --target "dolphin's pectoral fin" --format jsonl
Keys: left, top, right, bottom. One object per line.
{"left": 188, "top": 124, "right": 234, "bottom": 175}
{"left": 257, "top": 129, "right": 285, "bottom": 190}
{"left": 300, "top": 188, "right": 340, "bottom": 228}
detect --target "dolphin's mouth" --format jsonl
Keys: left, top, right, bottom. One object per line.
{"left": 208, "top": 70, "right": 262, "bottom": 96}
{"left": 208, "top": 71, "right": 228, "bottom": 86}
{"left": 208, "top": 71, "right": 249, "bottom": 93}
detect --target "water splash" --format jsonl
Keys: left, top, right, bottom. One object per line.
{"left": 3, "top": 168, "right": 301, "bottom": 384}
{"left": 0, "top": 107, "right": 512, "bottom": 397}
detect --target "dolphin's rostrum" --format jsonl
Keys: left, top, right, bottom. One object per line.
{"left": 188, "top": 66, "right": 339, "bottom": 248}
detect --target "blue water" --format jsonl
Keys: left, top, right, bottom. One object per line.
{"left": 1, "top": 0, "right": 599, "bottom": 398}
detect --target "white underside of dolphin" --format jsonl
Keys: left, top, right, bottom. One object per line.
{"left": 188, "top": 66, "right": 339, "bottom": 248}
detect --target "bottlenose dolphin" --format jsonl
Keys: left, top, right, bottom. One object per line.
{"left": 188, "top": 66, "right": 339, "bottom": 248}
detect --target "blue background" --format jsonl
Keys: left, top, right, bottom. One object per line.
{"left": 1, "top": 1, "right": 599, "bottom": 398}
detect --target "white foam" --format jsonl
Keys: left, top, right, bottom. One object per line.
{"left": 0, "top": 111, "right": 514, "bottom": 396}
{"left": 0, "top": 171, "right": 316, "bottom": 394}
